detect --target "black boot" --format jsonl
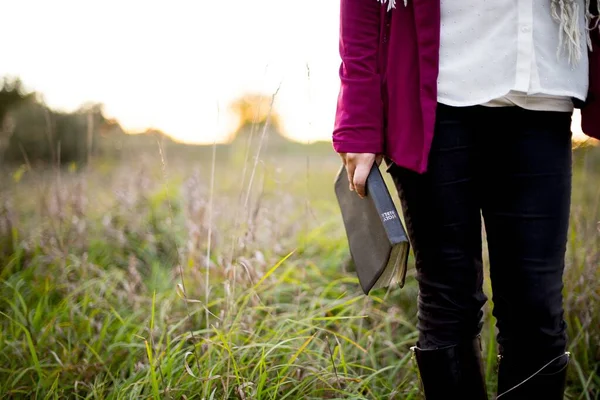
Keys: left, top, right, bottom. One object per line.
{"left": 411, "top": 336, "right": 488, "bottom": 400}
{"left": 496, "top": 351, "right": 569, "bottom": 400}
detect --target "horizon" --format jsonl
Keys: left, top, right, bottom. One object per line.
{"left": 0, "top": 0, "right": 340, "bottom": 146}
{"left": 0, "top": 0, "right": 590, "bottom": 145}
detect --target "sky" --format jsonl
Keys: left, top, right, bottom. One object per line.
{"left": 0, "top": 0, "right": 587, "bottom": 144}
{"left": 0, "top": 0, "right": 341, "bottom": 144}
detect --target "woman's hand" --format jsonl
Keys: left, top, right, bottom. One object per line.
{"left": 339, "top": 153, "right": 383, "bottom": 198}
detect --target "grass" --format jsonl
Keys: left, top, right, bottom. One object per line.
{"left": 0, "top": 138, "right": 599, "bottom": 399}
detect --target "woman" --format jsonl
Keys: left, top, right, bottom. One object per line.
{"left": 333, "top": 0, "right": 599, "bottom": 399}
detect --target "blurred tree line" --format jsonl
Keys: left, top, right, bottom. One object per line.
{"left": 229, "top": 93, "right": 283, "bottom": 138}
{"left": 0, "top": 76, "right": 125, "bottom": 166}
{"left": 0, "top": 76, "right": 336, "bottom": 171}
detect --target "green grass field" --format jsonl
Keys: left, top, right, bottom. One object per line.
{"left": 0, "top": 138, "right": 598, "bottom": 399}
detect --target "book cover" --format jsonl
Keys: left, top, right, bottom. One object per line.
{"left": 334, "top": 162, "right": 411, "bottom": 295}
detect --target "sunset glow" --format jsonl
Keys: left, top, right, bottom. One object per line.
{"left": 0, "top": 0, "right": 589, "bottom": 144}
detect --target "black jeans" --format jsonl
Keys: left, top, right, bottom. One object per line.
{"left": 388, "top": 103, "right": 572, "bottom": 364}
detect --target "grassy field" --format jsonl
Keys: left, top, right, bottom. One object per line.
{"left": 0, "top": 137, "right": 599, "bottom": 399}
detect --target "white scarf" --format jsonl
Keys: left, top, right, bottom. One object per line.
{"left": 377, "top": 0, "right": 599, "bottom": 66}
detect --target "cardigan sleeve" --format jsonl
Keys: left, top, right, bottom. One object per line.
{"left": 332, "top": 0, "right": 385, "bottom": 154}
{"left": 581, "top": 16, "right": 600, "bottom": 140}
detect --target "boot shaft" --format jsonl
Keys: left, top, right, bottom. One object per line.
{"left": 412, "top": 337, "right": 488, "bottom": 400}
{"left": 496, "top": 351, "right": 570, "bottom": 400}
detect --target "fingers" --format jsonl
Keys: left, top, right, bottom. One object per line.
{"left": 346, "top": 158, "right": 356, "bottom": 192}
{"left": 340, "top": 153, "right": 378, "bottom": 197}
{"left": 339, "top": 153, "right": 353, "bottom": 190}
{"left": 353, "top": 162, "right": 370, "bottom": 198}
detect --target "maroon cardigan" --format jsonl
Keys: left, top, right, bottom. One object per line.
{"left": 332, "top": 0, "right": 600, "bottom": 174}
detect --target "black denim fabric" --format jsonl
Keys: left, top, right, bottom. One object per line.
{"left": 387, "top": 103, "right": 572, "bottom": 363}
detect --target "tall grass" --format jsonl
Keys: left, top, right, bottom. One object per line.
{"left": 0, "top": 141, "right": 598, "bottom": 399}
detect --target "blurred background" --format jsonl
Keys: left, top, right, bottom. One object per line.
{"left": 0, "top": 1, "right": 598, "bottom": 399}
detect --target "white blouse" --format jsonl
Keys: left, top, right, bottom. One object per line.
{"left": 437, "top": 0, "right": 590, "bottom": 112}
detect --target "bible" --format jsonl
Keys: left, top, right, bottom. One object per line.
{"left": 334, "top": 162, "right": 410, "bottom": 295}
